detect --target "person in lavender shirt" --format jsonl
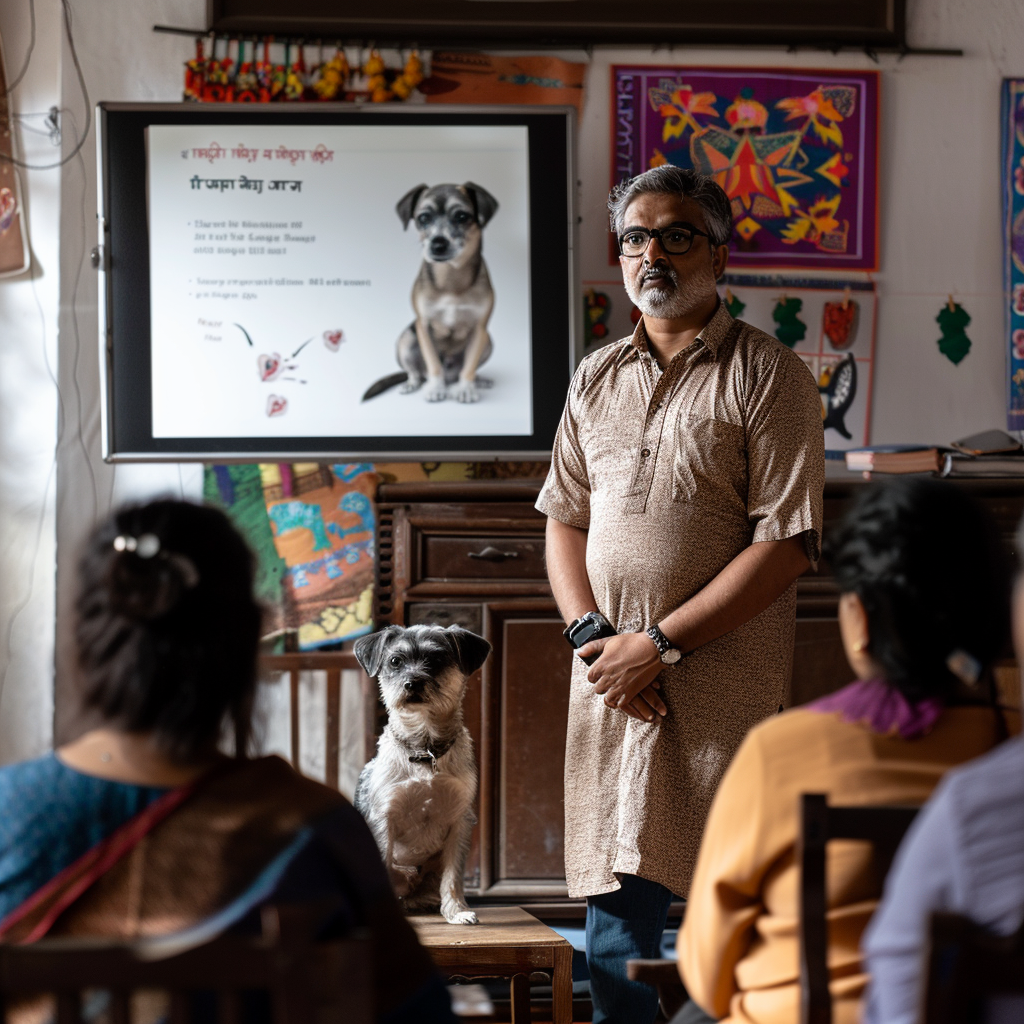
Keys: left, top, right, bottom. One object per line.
{"left": 862, "top": 519, "right": 1024, "bottom": 1024}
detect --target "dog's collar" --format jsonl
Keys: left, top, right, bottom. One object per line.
{"left": 394, "top": 732, "right": 457, "bottom": 771}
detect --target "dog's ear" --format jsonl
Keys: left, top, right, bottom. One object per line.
{"left": 396, "top": 184, "right": 428, "bottom": 230}
{"left": 462, "top": 182, "right": 499, "bottom": 228}
{"left": 354, "top": 626, "right": 401, "bottom": 677}
{"left": 442, "top": 625, "right": 492, "bottom": 677}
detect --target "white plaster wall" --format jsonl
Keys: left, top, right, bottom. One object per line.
{"left": 54, "top": 0, "right": 205, "bottom": 740}
{"left": 0, "top": 0, "right": 61, "bottom": 762}
{"left": 2, "top": 0, "right": 1018, "bottom": 745}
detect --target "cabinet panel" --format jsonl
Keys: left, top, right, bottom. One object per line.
{"left": 406, "top": 602, "right": 483, "bottom": 636}
{"left": 497, "top": 614, "right": 572, "bottom": 881}
{"left": 790, "top": 618, "right": 855, "bottom": 706}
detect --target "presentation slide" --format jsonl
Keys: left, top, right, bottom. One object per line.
{"left": 146, "top": 123, "right": 532, "bottom": 439}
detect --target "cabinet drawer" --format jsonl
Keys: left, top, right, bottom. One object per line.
{"left": 421, "top": 535, "right": 546, "bottom": 582}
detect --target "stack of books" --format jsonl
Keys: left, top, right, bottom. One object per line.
{"left": 942, "top": 429, "right": 1024, "bottom": 476}
{"left": 844, "top": 446, "right": 944, "bottom": 474}
{"left": 845, "top": 431, "right": 1024, "bottom": 476}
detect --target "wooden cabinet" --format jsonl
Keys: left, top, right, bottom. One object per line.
{"left": 375, "top": 477, "right": 1024, "bottom": 908}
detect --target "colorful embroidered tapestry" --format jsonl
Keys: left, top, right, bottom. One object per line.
{"left": 611, "top": 66, "right": 880, "bottom": 271}
{"left": 1002, "top": 79, "right": 1024, "bottom": 429}
{"left": 205, "top": 462, "right": 376, "bottom": 650}
{"left": 0, "top": 35, "right": 29, "bottom": 278}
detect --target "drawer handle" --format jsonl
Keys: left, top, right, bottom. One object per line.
{"left": 467, "top": 545, "right": 519, "bottom": 562}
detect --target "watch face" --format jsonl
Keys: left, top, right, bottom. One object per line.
{"left": 661, "top": 648, "right": 682, "bottom": 664}
{"left": 574, "top": 621, "right": 603, "bottom": 646}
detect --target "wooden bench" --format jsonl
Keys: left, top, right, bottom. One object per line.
{"left": 410, "top": 905, "right": 574, "bottom": 1024}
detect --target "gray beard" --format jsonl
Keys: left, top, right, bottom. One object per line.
{"left": 624, "top": 262, "right": 718, "bottom": 320}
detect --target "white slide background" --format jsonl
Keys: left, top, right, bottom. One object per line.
{"left": 147, "top": 123, "right": 532, "bottom": 439}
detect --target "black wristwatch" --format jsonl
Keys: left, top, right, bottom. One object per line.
{"left": 646, "top": 624, "right": 682, "bottom": 665}
{"left": 564, "top": 612, "right": 617, "bottom": 665}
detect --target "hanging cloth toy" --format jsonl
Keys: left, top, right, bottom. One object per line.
{"left": 724, "top": 287, "right": 746, "bottom": 319}
{"left": 937, "top": 295, "right": 972, "bottom": 365}
{"left": 772, "top": 295, "right": 806, "bottom": 348}
{"left": 823, "top": 287, "right": 858, "bottom": 350}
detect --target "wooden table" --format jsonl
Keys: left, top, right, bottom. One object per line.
{"left": 410, "top": 906, "right": 574, "bottom": 1024}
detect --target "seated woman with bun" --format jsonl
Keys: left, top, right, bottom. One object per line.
{"left": 0, "top": 500, "right": 452, "bottom": 1023}
{"left": 675, "top": 478, "right": 1017, "bottom": 1024}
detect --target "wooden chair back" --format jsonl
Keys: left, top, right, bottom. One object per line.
{"left": 798, "top": 794, "right": 918, "bottom": 1024}
{"left": 923, "top": 911, "right": 1024, "bottom": 1024}
{"left": 0, "top": 906, "right": 371, "bottom": 1024}
{"left": 261, "top": 652, "right": 376, "bottom": 793}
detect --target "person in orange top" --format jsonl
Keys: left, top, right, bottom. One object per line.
{"left": 674, "top": 478, "right": 1016, "bottom": 1024}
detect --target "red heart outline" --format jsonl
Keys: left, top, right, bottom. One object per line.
{"left": 323, "top": 329, "right": 344, "bottom": 352}
{"left": 258, "top": 353, "right": 282, "bottom": 381}
{"left": 266, "top": 395, "right": 288, "bottom": 417}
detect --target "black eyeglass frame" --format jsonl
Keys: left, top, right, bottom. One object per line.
{"left": 616, "top": 222, "right": 713, "bottom": 258}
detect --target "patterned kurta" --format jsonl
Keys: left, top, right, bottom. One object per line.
{"left": 536, "top": 302, "right": 825, "bottom": 899}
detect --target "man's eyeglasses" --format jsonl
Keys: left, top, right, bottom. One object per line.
{"left": 617, "top": 223, "right": 711, "bottom": 258}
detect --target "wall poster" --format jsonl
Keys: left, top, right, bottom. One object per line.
{"left": 1002, "top": 78, "right": 1024, "bottom": 430}
{"left": 611, "top": 65, "right": 879, "bottom": 271}
{"left": 0, "top": 32, "right": 30, "bottom": 279}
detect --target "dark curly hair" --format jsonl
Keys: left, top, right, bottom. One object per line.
{"left": 824, "top": 478, "right": 1010, "bottom": 703}
{"left": 74, "top": 500, "right": 262, "bottom": 761}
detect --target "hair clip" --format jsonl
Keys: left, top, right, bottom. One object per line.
{"left": 114, "top": 533, "right": 200, "bottom": 588}
{"left": 946, "top": 648, "right": 981, "bottom": 687}
{"left": 113, "top": 533, "right": 161, "bottom": 558}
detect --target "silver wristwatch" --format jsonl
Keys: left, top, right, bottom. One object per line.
{"left": 646, "top": 624, "right": 682, "bottom": 665}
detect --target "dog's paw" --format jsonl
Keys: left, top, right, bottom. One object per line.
{"left": 425, "top": 377, "right": 448, "bottom": 402}
{"left": 451, "top": 380, "right": 481, "bottom": 404}
{"left": 444, "top": 908, "right": 479, "bottom": 925}
{"left": 473, "top": 375, "right": 494, "bottom": 389}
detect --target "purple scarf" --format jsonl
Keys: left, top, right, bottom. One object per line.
{"left": 806, "top": 677, "right": 944, "bottom": 739}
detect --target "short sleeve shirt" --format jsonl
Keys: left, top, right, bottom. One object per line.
{"left": 536, "top": 301, "right": 825, "bottom": 898}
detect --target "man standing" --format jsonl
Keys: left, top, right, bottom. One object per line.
{"left": 536, "top": 166, "right": 824, "bottom": 1024}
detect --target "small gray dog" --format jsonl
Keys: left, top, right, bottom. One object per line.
{"left": 353, "top": 624, "right": 491, "bottom": 924}
{"left": 362, "top": 182, "right": 499, "bottom": 405}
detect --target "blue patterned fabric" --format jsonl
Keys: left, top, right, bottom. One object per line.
{"left": 0, "top": 753, "right": 168, "bottom": 921}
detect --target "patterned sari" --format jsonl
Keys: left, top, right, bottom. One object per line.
{"left": 0, "top": 756, "right": 451, "bottom": 1023}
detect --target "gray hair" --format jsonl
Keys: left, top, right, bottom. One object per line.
{"left": 608, "top": 166, "right": 733, "bottom": 248}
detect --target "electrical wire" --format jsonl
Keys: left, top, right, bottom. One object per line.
{"left": 0, "top": 0, "right": 91, "bottom": 171}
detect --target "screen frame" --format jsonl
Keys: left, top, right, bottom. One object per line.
{"left": 97, "top": 102, "right": 578, "bottom": 462}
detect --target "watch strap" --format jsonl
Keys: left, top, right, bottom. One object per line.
{"left": 645, "top": 624, "right": 675, "bottom": 657}
{"left": 564, "top": 611, "right": 607, "bottom": 638}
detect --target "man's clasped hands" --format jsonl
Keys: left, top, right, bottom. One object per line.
{"left": 577, "top": 632, "right": 669, "bottom": 723}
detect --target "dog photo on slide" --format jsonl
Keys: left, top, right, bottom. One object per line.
{"left": 362, "top": 181, "right": 499, "bottom": 405}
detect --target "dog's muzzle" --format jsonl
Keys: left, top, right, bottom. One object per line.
{"left": 429, "top": 237, "right": 451, "bottom": 259}
{"left": 401, "top": 676, "right": 433, "bottom": 702}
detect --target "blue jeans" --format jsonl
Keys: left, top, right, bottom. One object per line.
{"left": 586, "top": 873, "right": 675, "bottom": 1024}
